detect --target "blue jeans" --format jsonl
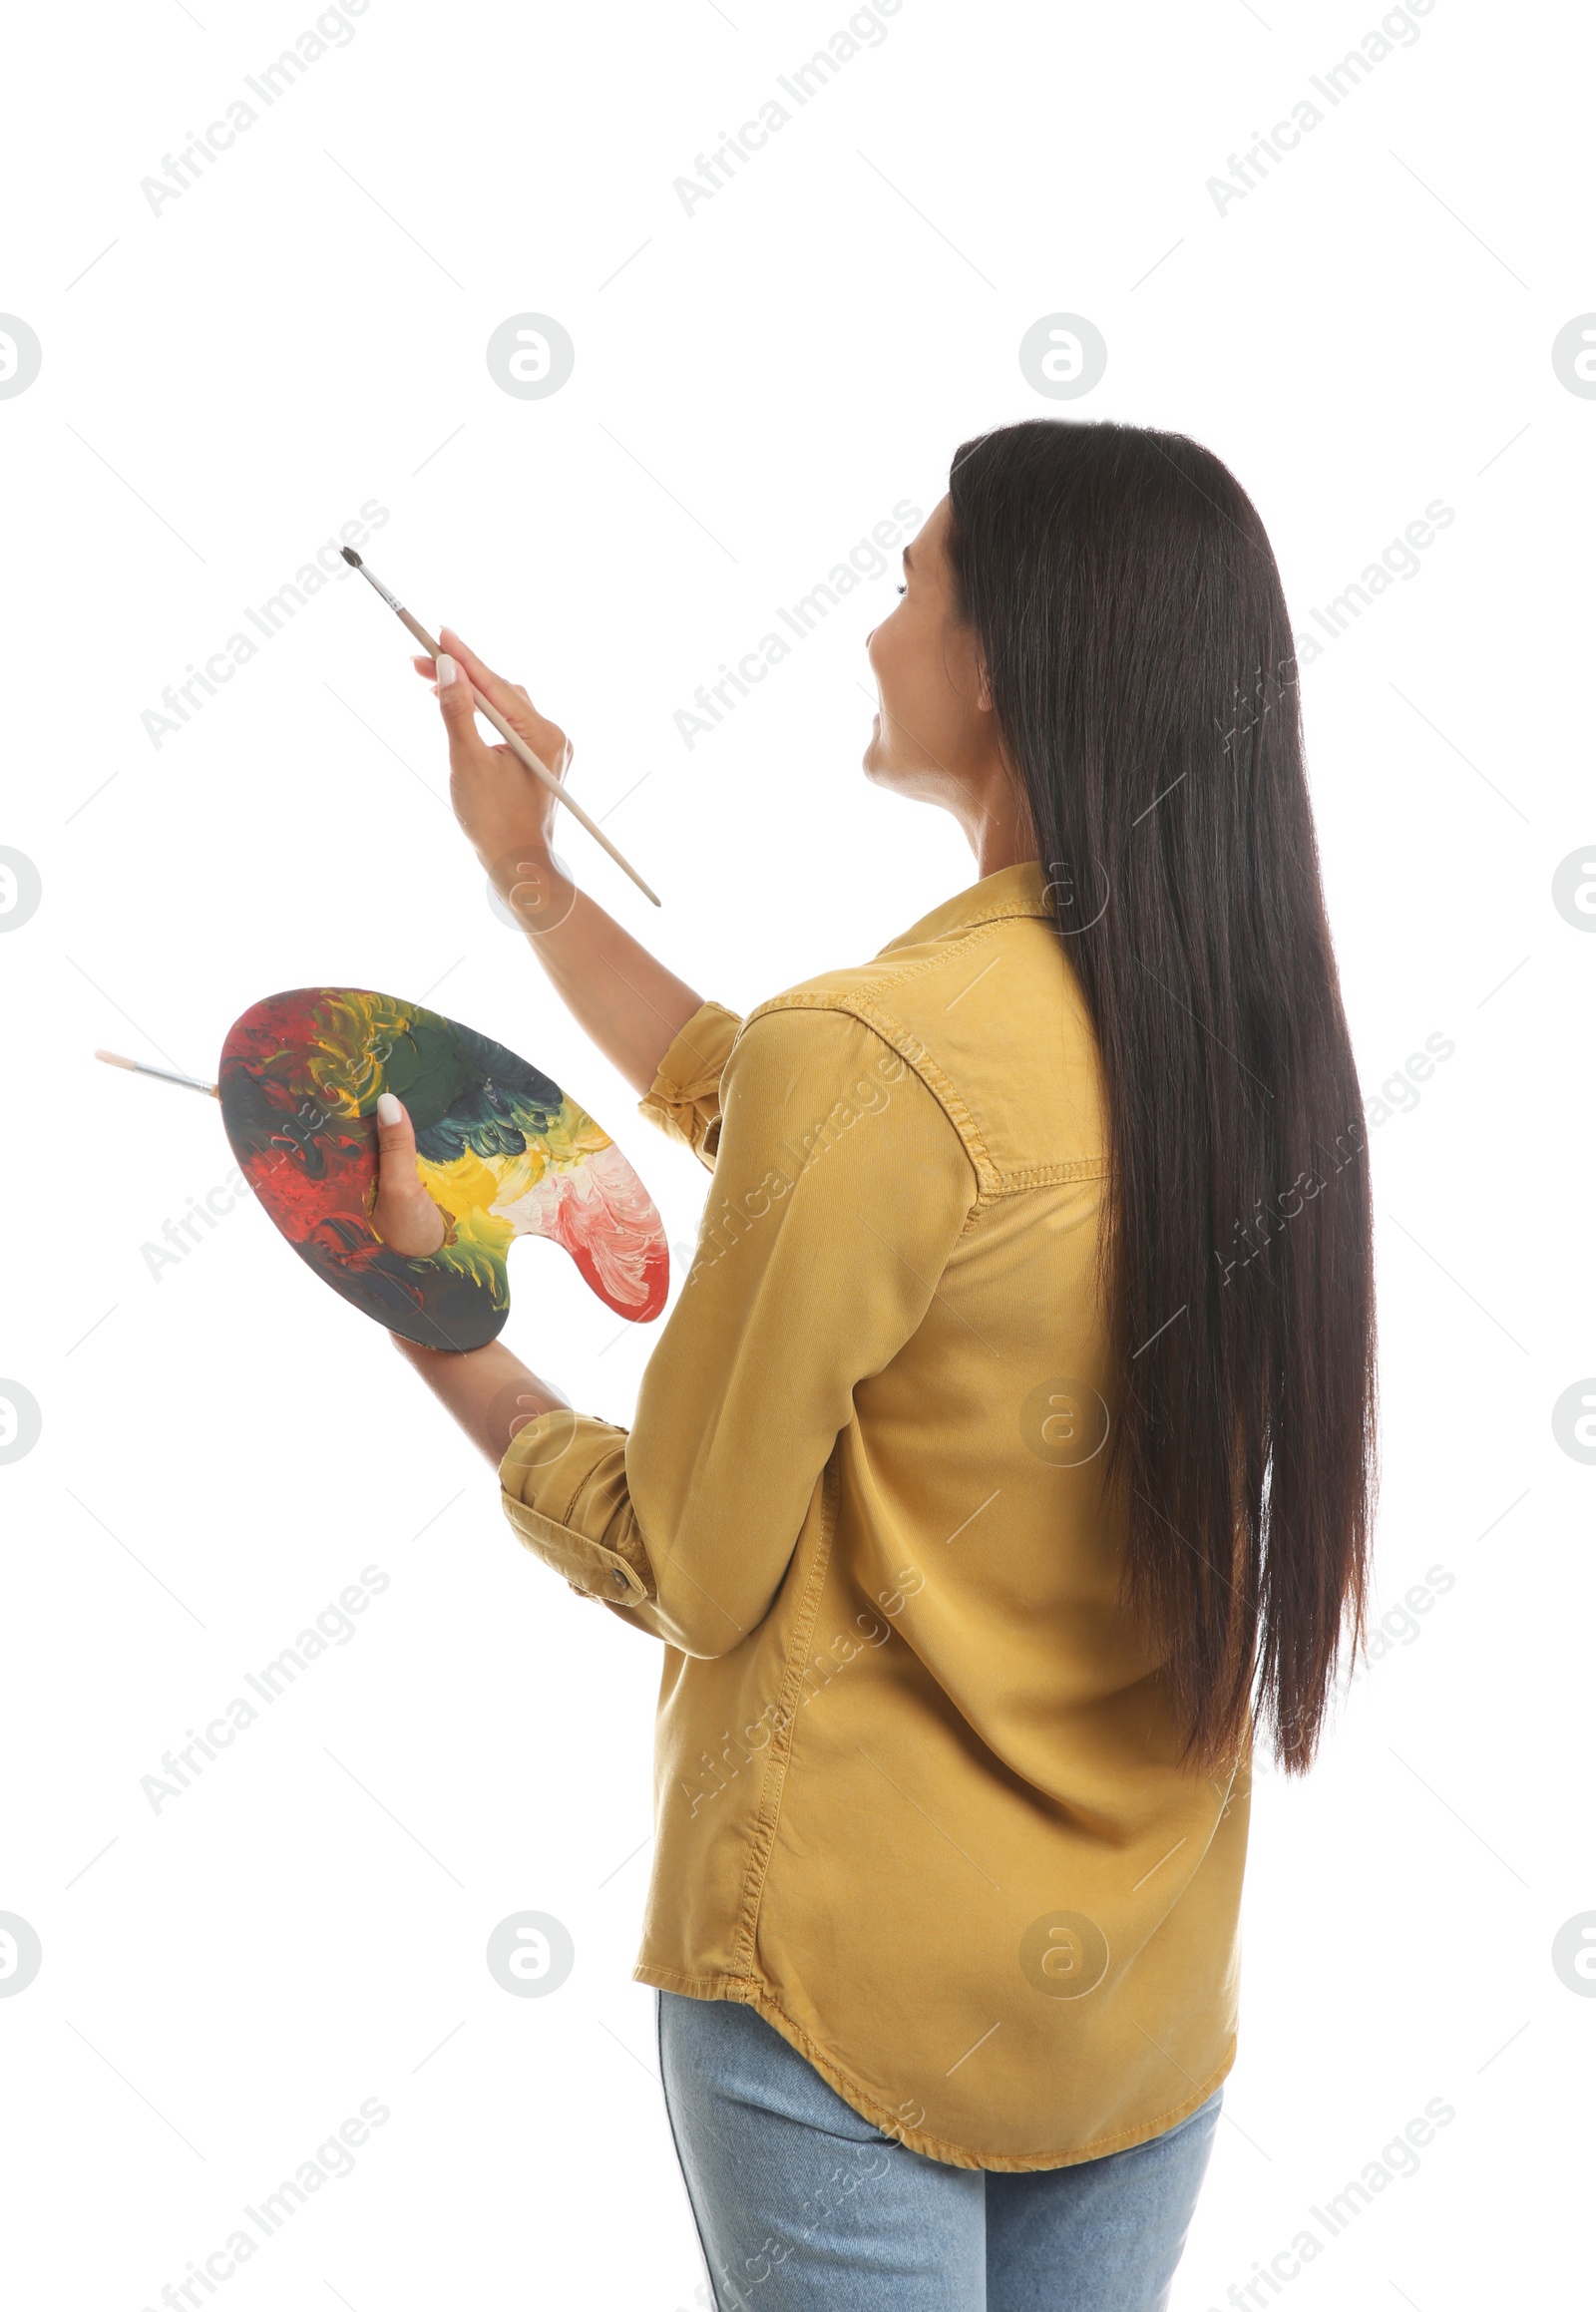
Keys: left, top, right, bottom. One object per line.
{"left": 657, "top": 1994, "right": 1221, "bottom": 2311}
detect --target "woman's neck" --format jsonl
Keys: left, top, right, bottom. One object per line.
{"left": 968, "top": 781, "right": 1039, "bottom": 880}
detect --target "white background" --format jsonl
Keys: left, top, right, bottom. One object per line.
{"left": 1, "top": 0, "right": 1589, "bottom": 2304}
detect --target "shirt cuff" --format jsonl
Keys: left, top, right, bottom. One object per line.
{"left": 499, "top": 1411, "right": 656, "bottom": 1610}
{"left": 637, "top": 999, "right": 742, "bottom": 1167}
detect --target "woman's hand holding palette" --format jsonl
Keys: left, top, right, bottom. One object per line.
{"left": 215, "top": 986, "right": 668, "bottom": 1351}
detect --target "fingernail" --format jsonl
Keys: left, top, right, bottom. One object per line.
{"left": 435, "top": 653, "right": 457, "bottom": 688}
{"left": 377, "top": 1093, "right": 401, "bottom": 1126}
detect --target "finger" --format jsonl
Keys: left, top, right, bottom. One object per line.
{"left": 375, "top": 1088, "right": 420, "bottom": 1168}
{"left": 433, "top": 650, "right": 496, "bottom": 765}
{"left": 437, "top": 652, "right": 570, "bottom": 805}
{"left": 436, "top": 628, "right": 540, "bottom": 727}
{"left": 430, "top": 630, "right": 573, "bottom": 773}
{"left": 372, "top": 1092, "right": 447, "bottom": 1256}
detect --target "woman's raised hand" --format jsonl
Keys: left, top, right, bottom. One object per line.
{"left": 411, "top": 627, "right": 572, "bottom": 870}
{"left": 408, "top": 624, "right": 707, "bottom": 1099}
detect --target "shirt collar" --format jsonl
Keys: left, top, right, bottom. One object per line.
{"left": 879, "top": 860, "right": 1053, "bottom": 955}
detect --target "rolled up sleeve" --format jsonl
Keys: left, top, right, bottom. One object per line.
{"left": 635, "top": 999, "right": 743, "bottom": 1167}
{"left": 499, "top": 1003, "right": 977, "bottom": 1656}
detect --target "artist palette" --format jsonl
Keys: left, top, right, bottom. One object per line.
{"left": 218, "top": 987, "right": 668, "bottom": 1351}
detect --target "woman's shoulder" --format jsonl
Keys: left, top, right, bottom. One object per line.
{"left": 745, "top": 901, "right": 1079, "bottom": 1060}
{"left": 737, "top": 910, "right": 1105, "bottom": 1187}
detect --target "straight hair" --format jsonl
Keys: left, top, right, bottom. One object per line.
{"left": 947, "top": 418, "right": 1377, "bottom": 1774}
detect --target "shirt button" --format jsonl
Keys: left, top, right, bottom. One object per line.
{"left": 611, "top": 1568, "right": 627, "bottom": 1587}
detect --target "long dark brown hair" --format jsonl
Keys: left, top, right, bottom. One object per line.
{"left": 947, "top": 418, "right": 1377, "bottom": 1774}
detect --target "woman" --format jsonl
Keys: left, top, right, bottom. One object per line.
{"left": 374, "top": 418, "right": 1377, "bottom": 2310}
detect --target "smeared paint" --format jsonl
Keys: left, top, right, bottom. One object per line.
{"left": 219, "top": 987, "right": 668, "bottom": 1350}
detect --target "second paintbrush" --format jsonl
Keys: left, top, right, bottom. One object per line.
{"left": 340, "top": 547, "right": 660, "bottom": 909}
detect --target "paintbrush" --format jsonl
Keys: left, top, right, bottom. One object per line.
{"left": 96, "top": 1049, "right": 217, "bottom": 1098}
{"left": 339, "top": 548, "right": 660, "bottom": 909}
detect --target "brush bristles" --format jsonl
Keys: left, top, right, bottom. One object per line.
{"left": 340, "top": 546, "right": 363, "bottom": 568}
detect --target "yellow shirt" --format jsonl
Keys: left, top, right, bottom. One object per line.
{"left": 500, "top": 860, "right": 1249, "bottom": 2170}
